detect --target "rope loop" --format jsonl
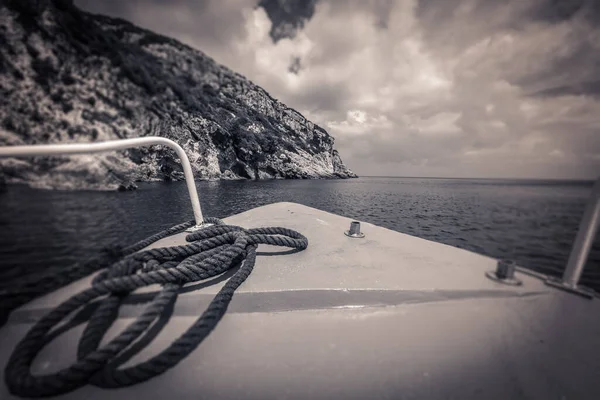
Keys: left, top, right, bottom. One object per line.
{"left": 4, "top": 218, "right": 308, "bottom": 398}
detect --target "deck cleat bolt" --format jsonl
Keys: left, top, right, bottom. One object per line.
{"left": 485, "top": 259, "right": 522, "bottom": 286}
{"left": 345, "top": 221, "right": 365, "bottom": 238}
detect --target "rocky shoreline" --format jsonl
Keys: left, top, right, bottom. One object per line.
{"left": 0, "top": 0, "right": 356, "bottom": 191}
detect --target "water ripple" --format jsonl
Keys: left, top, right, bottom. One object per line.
{"left": 1, "top": 177, "right": 599, "bottom": 291}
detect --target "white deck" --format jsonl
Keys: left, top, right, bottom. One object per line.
{"left": 2, "top": 202, "right": 600, "bottom": 399}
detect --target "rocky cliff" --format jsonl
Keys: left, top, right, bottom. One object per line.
{"left": 0, "top": 0, "right": 356, "bottom": 190}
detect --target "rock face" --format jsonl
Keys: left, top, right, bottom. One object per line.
{"left": 0, "top": 0, "right": 357, "bottom": 190}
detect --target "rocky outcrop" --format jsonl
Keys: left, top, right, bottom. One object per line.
{"left": 0, "top": 0, "right": 356, "bottom": 190}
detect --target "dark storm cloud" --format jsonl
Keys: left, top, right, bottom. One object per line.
{"left": 367, "top": 0, "right": 396, "bottom": 29}
{"left": 520, "top": 0, "right": 600, "bottom": 98}
{"left": 417, "top": 0, "right": 600, "bottom": 98}
{"left": 257, "top": 0, "right": 397, "bottom": 42}
{"left": 287, "top": 56, "right": 302, "bottom": 74}
{"left": 415, "top": 0, "right": 524, "bottom": 57}
{"left": 518, "top": 40, "right": 600, "bottom": 96}
{"left": 532, "top": 81, "right": 600, "bottom": 98}
{"left": 528, "top": 0, "right": 600, "bottom": 24}
{"left": 527, "top": 0, "right": 585, "bottom": 23}
{"left": 258, "top": 0, "right": 319, "bottom": 43}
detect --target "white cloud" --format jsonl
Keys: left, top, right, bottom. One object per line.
{"left": 75, "top": 0, "right": 600, "bottom": 179}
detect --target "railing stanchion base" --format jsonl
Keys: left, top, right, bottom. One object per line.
{"left": 545, "top": 277, "right": 595, "bottom": 299}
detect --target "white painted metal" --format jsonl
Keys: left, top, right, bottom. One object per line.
{"left": 562, "top": 176, "right": 600, "bottom": 287}
{"left": 0, "top": 137, "right": 204, "bottom": 225}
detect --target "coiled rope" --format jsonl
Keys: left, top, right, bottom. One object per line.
{"left": 0, "top": 220, "right": 196, "bottom": 323}
{"left": 4, "top": 217, "right": 308, "bottom": 398}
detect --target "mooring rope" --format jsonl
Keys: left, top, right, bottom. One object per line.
{"left": 4, "top": 217, "right": 308, "bottom": 398}
{"left": 0, "top": 220, "right": 196, "bottom": 323}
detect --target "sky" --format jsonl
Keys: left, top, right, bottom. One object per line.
{"left": 74, "top": 0, "right": 600, "bottom": 180}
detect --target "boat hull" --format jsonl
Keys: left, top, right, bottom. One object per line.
{"left": 2, "top": 202, "right": 599, "bottom": 399}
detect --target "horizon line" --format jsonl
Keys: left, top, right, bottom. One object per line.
{"left": 357, "top": 175, "right": 597, "bottom": 182}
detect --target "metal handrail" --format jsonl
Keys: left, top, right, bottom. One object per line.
{"left": 0, "top": 137, "right": 204, "bottom": 225}
{"left": 546, "top": 176, "right": 600, "bottom": 298}
{"left": 563, "top": 177, "right": 600, "bottom": 284}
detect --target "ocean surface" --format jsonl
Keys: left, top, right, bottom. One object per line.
{"left": 1, "top": 177, "right": 599, "bottom": 291}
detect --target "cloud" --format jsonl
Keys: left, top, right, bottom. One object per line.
{"left": 74, "top": 0, "right": 600, "bottom": 179}
{"left": 258, "top": 0, "right": 319, "bottom": 43}
{"left": 287, "top": 56, "right": 302, "bottom": 74}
